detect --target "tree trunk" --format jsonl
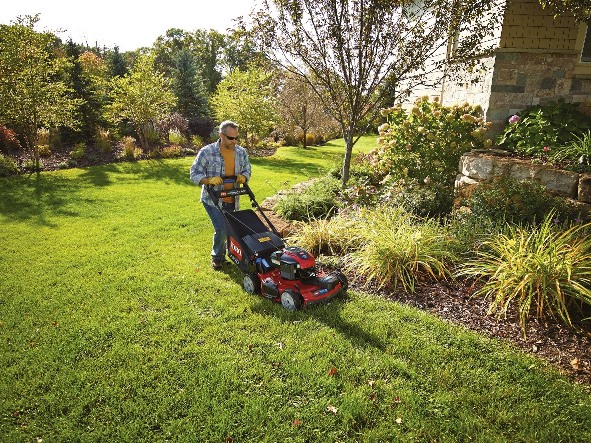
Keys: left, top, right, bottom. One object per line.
{"left": 341, "top": 132, "right": 353, "bottom": 185}
{"left": 303, "top": 128, "right": 308, "bottom": 149}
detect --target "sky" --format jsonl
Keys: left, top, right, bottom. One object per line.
{"left": 1, "top": 0, "right": 261, "bottom": 52}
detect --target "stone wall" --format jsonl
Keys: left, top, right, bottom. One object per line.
{"left": 456, "top": 150, "right": 591, "bottom": 214}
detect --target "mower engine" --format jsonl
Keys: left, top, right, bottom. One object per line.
{"left": 270, "top": 246, "right": 316, "bottom": 280}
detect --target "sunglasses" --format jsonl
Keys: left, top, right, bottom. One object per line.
{"left": 222, "top": 133, "right": 239, "bottom": 141}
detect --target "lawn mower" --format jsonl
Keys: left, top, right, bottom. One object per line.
{"left": 206, "top": 177, "right": 347, "bottom": 311}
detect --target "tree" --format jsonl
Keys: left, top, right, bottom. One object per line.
{"left": 251, "top": 0, "right": 505, "bottom": 184}
{"left": 0, "top": 15, "right": 80, "bottom": 170}
{"left": 538, "top": 0, "right": 590, "bottom": 20}
{"left": 62, "top": 40, "right": 108, "bottom": 142}
{"left": 210, "top": 67, "right": 278, "bottom": 148}
{"left": 172, "top": 49, "right": 209, "bottom": 119}
{"left": 192, "top": 30, "right": 226, "bottom": 95}
{"left": 105, "top": 53, "right": 175, "bottom": 150}
{"left": 277, "top": 70, "right": 338, "bottom": 148}
{"left": 108, "top": 45, "right": 128, "bottom": 77}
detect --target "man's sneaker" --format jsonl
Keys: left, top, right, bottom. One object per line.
{"left": 212, "top": 258, "right": 225, "bottom": 270}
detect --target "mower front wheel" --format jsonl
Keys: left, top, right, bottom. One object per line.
{"left": 243, "top": 274, "right": 260, "bottom": 294}
{"left": 280, "top": 290, "right": 303, "bottom": 311}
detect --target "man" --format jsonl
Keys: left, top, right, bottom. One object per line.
{"left": 190, "top": 120, "right": 251, "bottom": 270}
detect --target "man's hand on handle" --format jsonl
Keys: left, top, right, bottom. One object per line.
{"left": 202, "top": 176, "right": 223, "bottom": 186}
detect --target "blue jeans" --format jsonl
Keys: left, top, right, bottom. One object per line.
{"left": 203, "top": 202, "right": 229, "bottom": 260}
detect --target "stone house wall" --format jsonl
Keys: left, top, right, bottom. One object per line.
{"left": 404, "top": 0, "right": 591, "bottom": 136}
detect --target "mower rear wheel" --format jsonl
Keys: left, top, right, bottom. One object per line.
{"left": 243, "top": 274, "right": 260, "bottom": 294}
{"left": 280, "top": 290, "right": 303, "bottom": 311}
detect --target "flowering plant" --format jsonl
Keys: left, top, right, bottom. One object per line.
{"left": 497, "top": 101, "right": 590, "bottom": 159}
{"left": 375, "top": 96, "right": 489, "bottom": 184}
{"left": 347, "top": 96, "right": 491, "bottom": 216}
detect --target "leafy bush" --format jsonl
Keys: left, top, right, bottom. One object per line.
{"left": 456, "top": 212, "right": 591, "bottom": 334}
{"left": 0, "top": 125, "right": 21, "bottom": 152}
{"left": 37, "top": 128, "right": 50, "bottom": 146}
{"left": 160, "top": 146, "right": 182, "bottom": 158}
{"left": 379, "top": 176, "right": 454, "bottom": 218}
{"left": 461, "top": 177, "right": 583, "bottom": 225}
{"left": 346, "top": 96, "right": 491, "bottom": 216}
{"left": 70, "top": 142, "right": 86, "bottom": 160}
{"left": 0, "top": 154, "right": 18, "bottom": 176}
{"left": 274, "top": 176, "right": 342, "bottom": 221}
{"left": 37, "top": 144, "right": 51, "bottom": 157}
{"left": 375, "top": 97, "right": 491, "bottom": 189}
{"left": 119, "top": 136, "right": 141, "bottom": 160}
{"left": 444, "top": 210, "right": 509, "bottom": 260}
{"left": 168, "top": 129, "right": 185, "bottom": 146}
{"left": 190, "top": 134, "right": 204, "bottom": 148}
{"left": 497, "top": 101, "right": 591, "bottom": 158}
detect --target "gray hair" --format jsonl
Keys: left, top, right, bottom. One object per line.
{"left": 219, "top": 120, "right": 239, "bottom": 135}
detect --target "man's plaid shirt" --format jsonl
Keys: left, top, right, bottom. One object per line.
{"left": 189, "top": 140, "right": 251, "bottom": 208}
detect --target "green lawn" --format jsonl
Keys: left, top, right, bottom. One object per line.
{"left": 1, "top": 136, "right": 590, "bottom": 442}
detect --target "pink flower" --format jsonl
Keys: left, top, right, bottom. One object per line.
{"left": 543, "top": 146, "right": 550, "bottom": 152}
{"left": 508, "top": 115, "right": 520, "bottom": 124}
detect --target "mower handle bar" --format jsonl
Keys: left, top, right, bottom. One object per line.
{"left": 204, "top": 175, "right": 282, "bottom": 238}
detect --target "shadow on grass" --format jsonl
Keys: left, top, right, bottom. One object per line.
{"left": 0, "top": 160, "right": 194, "bottom": 226}
{"left": 0, "top": 149, "right": 339, "bottom": 227}
{"left": 0, "top": 173, "right": 82, "bottom": 226}
{"left": 223, "top": 264, "right": 385, "bottom": 352}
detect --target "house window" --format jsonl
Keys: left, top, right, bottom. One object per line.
{"left": 583, "top": 22, "right": 591, "bottom": 62}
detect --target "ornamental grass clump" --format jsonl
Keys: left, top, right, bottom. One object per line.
{"left": 288, "top": 210, "right": 366, "bottom": 256}
{"left": 344, "top": 207, "right": 456, "bottom": 292}
{"left": 274, "top": 176, "right": 341, "bottom": 221}
{"left": 456, "top": 212, "right": 591, "bottom": 334}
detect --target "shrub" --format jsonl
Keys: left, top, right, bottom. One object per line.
{"left": 346, "top": 96, "right": 491, "bottom": 215}
{"left": 375, "top": 97, "right": 491, "bottom": 190}
{"left": 70, "top": 142, "right": 86, "bottom": 160}
{"left": 160, "top": 146, "right": 182, "bottom": 158}
{"left": 37, "top": 144, "right": 51, "bottom": 157}
{"left": 456, "top": 212, "right": 591, "bottom": 334}
{"left": 144, "top": 126, "right": 160, "bottom": 147}
{"left": 444, "top": 210, "right": 509, "bottom": 260}
{"left": 274, "top": 176, "right": 342, "bottom": 221}
{"left": 0, "top": 154, "right": 18, "bottom": 176}
{"left": 23, "top": 158, "right": 43, "bottom": 171}
{"left": 37, "top": 128, "right": 50, "bottom": 146}
{"left": 0, "top": 125, "right": 21, "bottom": 152}
{"left": 168, "top": 129, "right": 185, "bottom": 146}
{"left": 190, "top": 134, "right": 204, "bottom": 148}
{"left": 119, "top": 136, "right": 141, "bottom": 160}
{"left": 461, "top": 177, "right": 583, "bottom": 225}
{"left": 497, "top": 101, "right": 591, "bottom": 158}
{"left": 379, "top": 176, "right": 454, "bottom": 218}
